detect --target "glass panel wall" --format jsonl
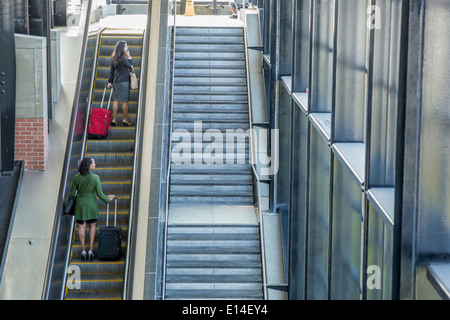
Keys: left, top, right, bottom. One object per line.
{"left": 255, "top": 0, "right": 411, "bottom": 300}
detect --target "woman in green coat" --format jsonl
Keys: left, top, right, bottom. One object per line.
{"left": 70, "top": 157, "right": 115, "bottom": 260}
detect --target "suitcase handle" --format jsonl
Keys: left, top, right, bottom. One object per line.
{"left": 106, "top": 197, "right": 118, "bottom": 227}
{"left": 101, "top": 86, "right": 114, "bottom": 110}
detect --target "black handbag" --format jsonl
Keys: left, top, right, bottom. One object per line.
{"left": 63, "top": 192, "right": 77, "bottom": 216}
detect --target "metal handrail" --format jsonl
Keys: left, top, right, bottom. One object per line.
{"left": 242, "top": 6, "right": 268, "bottom": 300}
{"left": 122, "top": 27, "right": 147, "bottom": 300}
{"left": 0, "top": 161, "right": 24, "bottom": 284}
{"left": 161, "top": 0, "right": 178, "bottom": 300}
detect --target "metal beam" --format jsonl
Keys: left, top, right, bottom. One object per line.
{"left": 0, "top": 0, "right": 16, "bottom": 174}
{"left": 13, "top": 0, "right": 28, "bottom": 34}
{"left": 53, "top": 0, "right": 67, "bottom": 27}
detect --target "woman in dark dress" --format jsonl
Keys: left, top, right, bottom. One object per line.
{"left": 107, "top": 40, "right": 134, "bottom": 126}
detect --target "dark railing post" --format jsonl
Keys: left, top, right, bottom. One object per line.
{"left": 28, "top": 0, "right": 53, "bottom": 120}
{"left": 0, "top": 0, "right": 16, "bottom": 174}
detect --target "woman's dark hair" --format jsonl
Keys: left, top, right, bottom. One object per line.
{"left": 79, "top": 157, "right": 93, "bottom": 175}
{"left": 112, "top": 40, "right": 127, "bottom": 67}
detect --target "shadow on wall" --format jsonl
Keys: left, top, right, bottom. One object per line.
{"left": 0, "top": 161, "right": 24, "bottom": 263}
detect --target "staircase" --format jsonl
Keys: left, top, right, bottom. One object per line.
{"left": 165, "top": 27, "right": 263, "bottom": 300}
{"left": 65, "top": 29, "right": 144, "bottom": 300}
{"left": 170, "top": 26, "right": 253, "bottom": 205}
{"left": 165, "top": 224, "right": 263, "bottom": 300}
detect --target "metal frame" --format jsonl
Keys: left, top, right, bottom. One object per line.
{"left": 401, "top": 0, "right": 450, "bottom": 300}
{"left": 0, "top": 0, "right": 17, "bottom": 174}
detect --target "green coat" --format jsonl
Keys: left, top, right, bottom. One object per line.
{"left": 69, "top": 171, "right": 110, "bottom": 221}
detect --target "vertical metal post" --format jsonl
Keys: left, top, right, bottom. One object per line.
{"left": 53, "top": 0, "right": 67, "bottom": 27}
{"left": 212, "top": 0, "right": 218, "bottom": 15}
{"left": 269, "top": 0, "right": 280, "bottom": 213}
{"left": 14, "top": 0, "right": 29, "bottom": 34}
{"left": 28, "top": 0, "right": 53, "bottom": 120}
{"left": 0, "top": 0, "right": 16, "bottom": 174}
{"left": 392, "top": 0, "right": 410, "bottom": 301}
{"left": 397, "top": 0, "right": 423, "bottom": 300}
{"left": 362, "top": 0, "right": 376, "bottom": 300}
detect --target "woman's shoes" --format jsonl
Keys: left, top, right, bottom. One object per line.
{"left": 112, "top": 118, "right": 133, "bottom": 126}
{"left": 122, "top": 119, "right": 133, "bottom": 126}
{"left": 81, "top": 250, "right": 95, "bottom": 261}
{"left": 88, "top": 250, "right": 95, "bottom": 261}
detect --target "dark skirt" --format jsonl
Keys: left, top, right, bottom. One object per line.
{"left": 112, "top": 81, "right": 130, "bottom": 102}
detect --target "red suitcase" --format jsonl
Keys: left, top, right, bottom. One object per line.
{"left": 88, "top": 87, "right": 113, "bottom": 139}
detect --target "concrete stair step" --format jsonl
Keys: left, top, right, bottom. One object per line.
{"left": 170, "top": 174, "right": 252, "bottom": 184}
{"left": 175, "top": 68, "right": 246, "bottom": 76}
{"left": 175, "top": 35, "right": 244, "bottom": 44}
{"left": 175, "top": 43, "right": 244, "bottom": 52}
{"left": 173, "top": 102, "right": 248, "bottom": 111}
{"left": 174, "top": 76, "right": 246, "bottom": 82}
{"left": 171, "top": 163, "right": 252, "bottom": 173}
{"left": 167, "top": 245, "right": 260, "bottom": 254}
{"left": 176, "top": 26, "right": 243, "bottom": 36}
{"left": 170, "top": 184, "right": 253, "bottom": 194}
{"left": 172, "top": 123, "right": 250, "bottom": 132}
{"left": 174, "top": 85, "right": 246, "bottom": 92}
{"left": 165, "top": 274, "right": 262, "bottom": 283}
{"left": 165, "top": 282, "right": 262, "bottom": 291}
{"left": 175, "top": 60, "right": 245, "bottom": 68}
{"left": 172, "top": 111, "right": 249, "bottom": 121}
{"left": 164, "top": 289, "right": 262, "bottom": 300}
{"left": 169, "top": 196, "right": 254, "bottom": 205}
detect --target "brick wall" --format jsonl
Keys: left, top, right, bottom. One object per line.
{"left": 15, "top": 117, "right": 49, "bottom": 171}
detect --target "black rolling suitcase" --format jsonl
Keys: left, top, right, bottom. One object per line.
{"left": 98, "top": 197, "right": 121, "bottom": 260}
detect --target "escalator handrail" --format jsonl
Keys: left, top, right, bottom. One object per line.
{"left": 161, "top": 0, "right": 178, "bottom": 300}
{"left": 122, "top": 27, "right": 147, "bottom": 300}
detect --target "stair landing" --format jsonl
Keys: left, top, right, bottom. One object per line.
{"left": 169, "top": 203, "right": 258, "bottom": 225}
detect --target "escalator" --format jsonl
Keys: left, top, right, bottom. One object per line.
{"left": 64, "top": 29, "right": 144, "bottom": 300}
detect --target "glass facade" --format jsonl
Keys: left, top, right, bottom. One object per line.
{"left": 257, "top": 0, "right": 450, "bottom": 300}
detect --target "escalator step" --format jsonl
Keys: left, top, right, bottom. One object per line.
{"left": 64, "top": 291, "right": 123, "bottom": 300}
